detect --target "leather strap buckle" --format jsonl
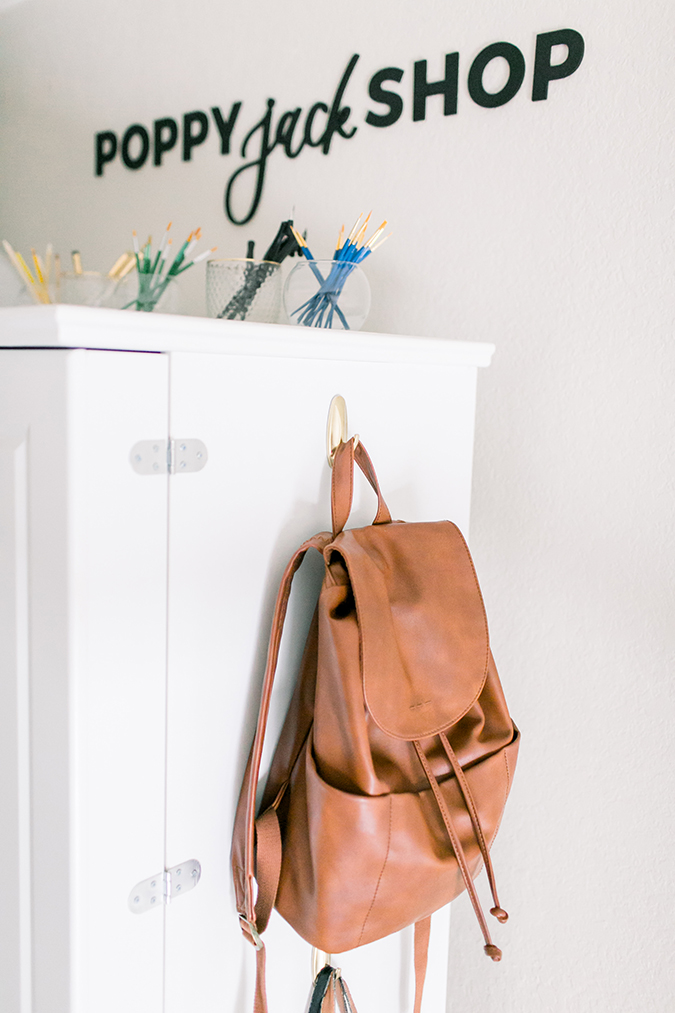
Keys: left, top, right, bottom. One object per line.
{"left": 239, "top": 915, "right": 264, "bottom": 951}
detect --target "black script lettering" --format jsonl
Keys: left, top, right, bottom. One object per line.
{"left": 276, "top": 108, "right": 304, "bottom": 158}
{"left": 366, "top": 68, "right": 404, "bottom": 127}
{"left": 532, "top": 30, "right": 585, "bottom": 101}
{"left": 413, "top": 55, "right": 458, "bottom": 121}
{"left": 95, "top": 131, "right": 117, "bottom": 176}
{"left": 224, "top": 58, "right": 360, "bottom": 224}
{"left": 318, "top": 53, "right": 359, "bottom": 154}
{"left": 154, "top": 117, "right": 178, "bottom": 166}
{"left": 303, "top": 102, "right": 329, "bottom": 147}
{"left": 121, "top": 124, "right": 150, "bottom": 170}
{"left": 211, "top": 103, "right": 242, "bottom": 153}
{"left": 183, "top": 111, "right": 209, "bottom": 161}
{"left": 225, "top": 99, "right": 276, "bottom": 226}
{"left": 468, "top": 43, "right": 525, "bottom": 108}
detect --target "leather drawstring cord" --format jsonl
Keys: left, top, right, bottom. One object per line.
{"left": 413, "top": 741, "right": 503, "bottom": 962}
{"left": 438, "top": 732, "right": 509, "bottom": 925}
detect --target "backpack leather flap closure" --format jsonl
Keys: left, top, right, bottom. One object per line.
{"left": 333, "top": 521, "right": 489, "bottom": 740}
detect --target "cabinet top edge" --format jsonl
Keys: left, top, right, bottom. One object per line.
{"left": 0, "top": 305, "right": 495, "bottom": 367}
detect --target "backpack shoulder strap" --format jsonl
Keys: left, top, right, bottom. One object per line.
{"left": 232, "top": 532, "right": 331, "bottom": 941}
{"left": 232, "top": 440, "right": 390, "bottom": 1012}
{"left": 414, "top": 917, "right": 431, "bottom": 1013}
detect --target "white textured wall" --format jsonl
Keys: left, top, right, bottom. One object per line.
{"left": 1, "top": 2, "right": 674, "bottom": 1010}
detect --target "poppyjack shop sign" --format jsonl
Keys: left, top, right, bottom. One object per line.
{"left": 95, "top": 29, "right": 584, "bottom": 226}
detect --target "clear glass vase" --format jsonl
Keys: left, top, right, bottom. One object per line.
{"left": 283, "top": 259, "right": 370, "bottom": 330}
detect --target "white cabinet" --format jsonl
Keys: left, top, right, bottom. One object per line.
{"left": 0, "top": 306, "right": 493, "bottom": 1013}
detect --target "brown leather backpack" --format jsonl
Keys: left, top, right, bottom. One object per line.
{"left": 232, "top": 438, "right": 519, "bottom": 1012}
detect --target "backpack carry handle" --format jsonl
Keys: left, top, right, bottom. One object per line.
{"left": 331, "top": 438, "right": 392, "bottom": 537}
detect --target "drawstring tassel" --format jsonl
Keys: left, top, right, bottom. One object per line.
{"left": 413, "top": 741, "right": 501, "bottom": 958}
{"left": 438, "top": 732, "right": 510, "bottom": 925}
{"left": 415, "top": 738, "right": 511, "bottom": 963}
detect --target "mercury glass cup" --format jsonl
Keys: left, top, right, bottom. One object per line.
{"left": 283, "top": 259, "right": 370, "bottom": 330}
{"left": 206, "top": 259, "right": 282, "bottom": 323}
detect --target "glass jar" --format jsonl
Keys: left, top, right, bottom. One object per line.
{"left": 58, "top": 271, "right": 110, "bottom": 307}
{"left": 110, "top": 272, "right": 180, "bottom": 313}
{"left": 206, "top": 259, "right": 282, "bottom": 323}
{"left": 57, "top": 271, "right": 180, "bottom": 312}
{"left": 283, "top": 259, "right": 370, "bottom": 330}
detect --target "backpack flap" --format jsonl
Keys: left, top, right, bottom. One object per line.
{"left": 330, "top": 520, "right": 489, "bottom": 741}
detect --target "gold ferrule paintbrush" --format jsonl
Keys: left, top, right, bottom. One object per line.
{"left": 107, "top": 252, "right": 131, "bottom": 278}
{"left": 3, "top": 241, "right": 41, "bottom": 303}
{"left": 44, "top": 243, "right": 53, "bottom": 285}
{"left": 354, "top": 212, "right": 372, "bottom": 246}
{"left": 369, "top": 232, "right": 392, "bottom": 252}
{"left": 364, "top": 221, "right": 387, "bottom": 249}
{"left": 346, "top": 212, "right": 365, "bottom": 244}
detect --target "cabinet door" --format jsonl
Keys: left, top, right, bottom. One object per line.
{"left": 65, "top": 350, "right": 169, "bottom": 1013}
{"left": 164, "top": 351, "right": 478, "bottom": 1013}
{"left": 0, "top": 349, "right": 169, "bottom": 1013}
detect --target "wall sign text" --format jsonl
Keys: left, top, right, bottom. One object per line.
{"left": 95, "top": 29, "right": 585, "bottom": 225}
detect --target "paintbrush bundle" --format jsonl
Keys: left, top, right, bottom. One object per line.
{"left": 216, "top": 219, "right": 301, "bottom": 320}
{"left": 1, "top": 240, "right": 137, "bottom": 305}
{"left": 288, "top": 212, "right": 391, "bottom": 329}
{"left": 2, "top": 240, "right": 59, "bottom": 303}
{"left": 125, "top": 224, "right": 216, "bottom": 312}
{"left": 2, "top": 229, "right": 212, "bottom": 312}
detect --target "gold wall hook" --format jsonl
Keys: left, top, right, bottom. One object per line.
{"left": 326, "top": 394, "right": 359, "bottom": 467}
{"left": 326, "top": 394, "right": 348, "bottom": 467}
